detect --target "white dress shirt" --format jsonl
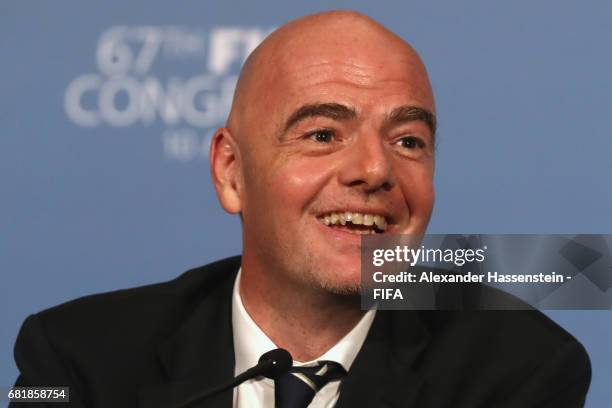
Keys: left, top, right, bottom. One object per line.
{"left": 232, "top": 268, "right": 376, "bottom": 408}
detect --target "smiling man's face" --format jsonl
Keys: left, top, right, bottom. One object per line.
{"left": 216, "top": 12, "right": 436, "bottom": 294}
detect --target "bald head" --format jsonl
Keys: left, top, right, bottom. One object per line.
{"left": 227, "top": 10, "right": 434, "bottom": 136}
{"left": 210, "top": 10, "right": 437, "bottom": 297}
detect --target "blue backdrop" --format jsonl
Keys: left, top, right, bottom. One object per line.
{"left": 1, "top": 1, "right": 610, "bottom": 407}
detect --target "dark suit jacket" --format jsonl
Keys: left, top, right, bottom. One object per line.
{"left": 11, "top": 256, "right": 591, "bottom": 407}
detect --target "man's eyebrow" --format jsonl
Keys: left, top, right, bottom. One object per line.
{"left": 283, "top": 103, "right": 357, "bottom": 133}
{"left": 387, "top": 105, "right": 437, "bottom": 136}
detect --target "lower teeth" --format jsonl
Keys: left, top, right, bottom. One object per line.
{"left": 329, "top": 224, "right": 379, "bottom": 234}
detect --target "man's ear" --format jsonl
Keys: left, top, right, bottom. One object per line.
{"left": 210, "top": 128, "right": 242, "bottom": 214}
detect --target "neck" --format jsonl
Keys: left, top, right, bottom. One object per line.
{"left": 239, "top": 263, "right": 365, "bottom": 362}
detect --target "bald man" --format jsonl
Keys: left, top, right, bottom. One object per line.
{"left": 11, "top": 11, "right": 590, "bottom": 408}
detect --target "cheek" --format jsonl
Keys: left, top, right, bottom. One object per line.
{"left": 268, "top": 157, "right": 334, "bottom": 212}
{"left": 398, "top": 164, "right": 435, "bottom": 217}
{"left": 415, "top": 183, "right": 435, "bottom": 219}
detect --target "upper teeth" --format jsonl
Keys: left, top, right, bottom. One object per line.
{"left": 320, "top": 212, "right": 388, "bottom": 231}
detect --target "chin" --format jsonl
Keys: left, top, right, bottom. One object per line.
{"left": 311, "top": 261, "right": 363, "bottom": 296}
{"left": 320, "top": 279, "right": 362, "bottom": 296}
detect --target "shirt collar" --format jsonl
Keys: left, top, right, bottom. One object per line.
{"left": 232, "top": 267, "right": 376, "bottom": 374}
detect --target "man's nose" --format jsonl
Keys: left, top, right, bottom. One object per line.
{"left": 338, "top": 133, "right": 394, "bottom": 192}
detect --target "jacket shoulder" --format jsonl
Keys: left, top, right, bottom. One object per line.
{"left": 36, "top": 255, "right": 240, "bottom": 323}
{"left": 14, "top": 256, "right": 241, "bottom": 372}
{"left": 415, "top": 309, "right": 591, "bottom": 405}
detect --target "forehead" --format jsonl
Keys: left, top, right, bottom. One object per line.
{"left": 262, "top": 46, "right": 434, "bottom": 122}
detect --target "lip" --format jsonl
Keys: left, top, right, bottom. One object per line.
{"left": 313, "top": 215, "right": 398, "bottom": 247}
{"left": 315, "top": 218, "right": 364, "bottom": 246}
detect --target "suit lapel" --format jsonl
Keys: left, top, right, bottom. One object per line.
{"left": 335, "top": 310, "right": 430, "bottom": 408}
{"left": 137, "top": 257, "right": 430, "bottom": 408}
{"left": 138, "top": 258, "right": 240, "bottom": 408}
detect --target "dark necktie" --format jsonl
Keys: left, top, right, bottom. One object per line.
{"left": 274, "top": 361, "right": 346, "bottom": 408}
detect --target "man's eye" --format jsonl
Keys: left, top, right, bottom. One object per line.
{"left": 396, "top": 135, "right": 425, "bottom": 149}
{"left": 308, "top": 129, "right": 334, "bottom": 143}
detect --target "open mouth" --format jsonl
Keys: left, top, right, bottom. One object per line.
{"left": 317, "top": 211, "right": 388, "bottom": 234}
